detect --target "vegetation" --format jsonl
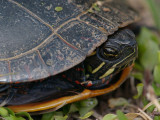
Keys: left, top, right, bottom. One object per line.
{"left": 0, "top": 0, "right": 160, "bottom": 119}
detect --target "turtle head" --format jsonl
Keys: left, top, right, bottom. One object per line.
{"left": 97, "top": 29, "right": 137, "bottom": 69}
{"left": 83, "top": 29, "right": 137, "bottom": 89}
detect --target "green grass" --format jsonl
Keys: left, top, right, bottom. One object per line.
{"left": 146, "top": 0, "right": 160, "bottom": 30}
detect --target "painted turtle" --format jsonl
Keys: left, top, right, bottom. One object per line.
{"left": 0, "top": 0, "right": 138, "bottom": 112}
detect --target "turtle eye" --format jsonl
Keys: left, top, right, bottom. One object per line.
{"left": 100, "top": 46, "right": 120, "bottom": 60}
{"left": 104, "top": 47, "right": 119, "bottom": 57}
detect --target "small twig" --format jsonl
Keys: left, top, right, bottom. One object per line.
{"left": 126, "top": 104, "right": 152, "bottom": 120}
{"left": 142, "top": 98, "right": 160, "bottom": 111}
{"left": 126, "top": 112, "right": 149, "bottom": 120}
{"left": 137, "top": 107, "right": 153, "bottom": 120}
{"left": 143, "top": 101, "right": 154, "bottom": 112}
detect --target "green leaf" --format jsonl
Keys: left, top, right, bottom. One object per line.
{"left": 5, "top": 107, "right": 15, "bottom": 116}
{"left": 68, "top": 104, "right": 79, "bottom": 113}
{"left": 79, "top": 111, "right": 93, "bottom": 119}
{"left": 116, "top": 110, "right": 128, "bottom": 120}
{"left": 42, "top": 111, "right": 67, "bottom": 120}
{"left": 41, "top": 112, "right": 54, "bottom": 120}
{"left": 54, "top": 115, "right": 68, "bottom": 120}
{"left": 146, "top": 0, "right": 160, "bottom": 30}
{"left": 53, "top": 112, "right": 67, "bottom": 120}
{"left": 137, "top": 27, "right": 159, "bottom": 70}
{"left": 158, "top": 51, "right": 160, "bottom": 63}
{"left": 88, "top": 9, "right": 94, "bottom": 13}
{"left": 79, "top": 98, "right": 97, "bottom": 107}
{"left": 152, "top": 82, "right": 160, "bottom": 96}
{"left": 154, "top": 65, "right": 160, "bottom": 83}
{"left": 133, "top": 83, "right": 144, "bottom": 99}
{"left": 0, "top": 107, "right": 9, "bottom": 117}
{"left": 133, "top": 62, "right": 144, "bottom": 71}
{"left": 4, "top": 115, "right": 25, "bottom": 120}
{"left": 54, "top": 111, "right": 64, "bottom": 116}
{"left": 15, "top": 112, "right": 33, "bottom": 120}
{"left": 154, "top": 116, "right": 160, "bottom": 120}
{"left": 55, "top": 7, "right": 63, "bottom": 12}
{"left": 102, "top": 114, "right": 117, "bottom": 120}
{"left": 108, "top": 98, "right": 129, "bottom": 108}
{"left": 61, "top": 104, "right": 71, "bottom": 115}
{"left": 142, "top": 97, "right": 155, "bottom": 112}
{"left": 131, "top": 72, "right": 143, "bottom": 81}
{"left": 92, "top": 3, "right": 101, "bottom": 11}
{"left": 78, "top": 98, "right": 98, "bottom": 117}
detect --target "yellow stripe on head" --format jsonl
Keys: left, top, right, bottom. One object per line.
{"left": 99, "top": 68, "right": 115, "bottom": 79}
{"left": 98, "top": 48, "right": 136, "bottom": 79}
{"left": 92, "top": 62, "right": 105, "bottom": 74}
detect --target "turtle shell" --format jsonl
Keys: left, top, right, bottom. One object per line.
{"left": 0, "top": 0, "right": 138, "bottom": 83}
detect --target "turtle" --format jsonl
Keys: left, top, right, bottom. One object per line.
{"left": 0, "top": 0, "right": 138, "bottom": 112}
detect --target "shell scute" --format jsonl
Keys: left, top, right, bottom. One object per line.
{"left": 80, "top": 13, "right": 117, "bottom": 35}
{"left": 0, "top": 0, "right": 52, "bottom": 59}
{"left": 0, "top": 61, "right": 10, "bottom": 83}
{"left": 38, "top": 35, "right": 84, "bottom": 76}
{"left": 57, "top": 20, "right": 107, "bottom": 55}
{"left": 13, "top": 0, "right": 83, "bottom": 28}
{"left": 9, "top": 52, "right": 49, "bottom": 82}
